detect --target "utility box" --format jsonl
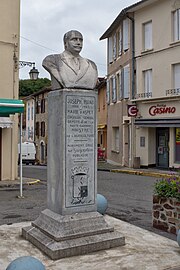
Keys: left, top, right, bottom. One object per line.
{"left": 133, "top": 157, "right": 140, "bottom": 169}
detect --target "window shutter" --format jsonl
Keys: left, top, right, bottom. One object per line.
{"left": 123, "top": 19, "right": 129, "bottom": 51}
{"left": 106, "top": 79, "right": 110, "bottom": 104}
{"left": 118, "top": 29, "right": 122, "bottom": 55}
{"left": 112, "top": 76, "right": 117, "bottom": 103}
{"left": 174, "top": 9, "right": 180, "bottom": 41}
{"left": 113, "top": 33, "right": 117, "bottom": 60}
{"left": 123, "top": 65, "right": 130, "bottom": 98}
{"left": 108, "top": 37, "right": 113, "bottom": 63}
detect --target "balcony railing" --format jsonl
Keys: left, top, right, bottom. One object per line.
{"left": 166, "top": 88, "right": 180, "bottom": 96}
{"left": 135, "top": 92, "right": 152, "bottom": 99}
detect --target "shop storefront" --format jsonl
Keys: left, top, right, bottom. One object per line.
{"left": 134, "top": 99, "right": 180, "bottom": 169}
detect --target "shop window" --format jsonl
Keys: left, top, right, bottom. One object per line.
{"left": 175, "top": 128, "right": 180, "bottom": 162}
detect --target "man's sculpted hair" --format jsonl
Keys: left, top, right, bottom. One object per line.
{"left": 63, "top": 30, "right": 83, "bottom": 47}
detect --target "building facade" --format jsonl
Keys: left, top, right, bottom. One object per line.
{"left": 130, "top": 0, "right": 180, "bottom": 169}
{"left": 33, "top": 87, "right": 51, "bottom": 165}
{"left": 0, "top": 0, "right": 20, "bottom": 180}
{"left": 22, "top": 95, "right": 35, "bottom": 142}
{"left": 97, "top": 77, "right": 107, "bottom": 160}
{"left": 100, "top": 9, "right": 135, "bottom": 167}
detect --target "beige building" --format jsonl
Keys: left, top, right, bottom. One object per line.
{"left": 100, "top": 8, "right": 135, "bottom": 167}
{"left": 0, "top": 0, "right": 21, "bottom": 180}
{"left": 130, "top": 0, "right": 180, "bottom": 169}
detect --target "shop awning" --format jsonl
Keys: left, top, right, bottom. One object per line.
{"left": 0, "top": 117, "right": 13, "bottom": 128}
{"left": 135, "top": 118, "right": 180, "bottom": 127}
{"left": 0, "top": 99, "right": 24, "bottom": 117}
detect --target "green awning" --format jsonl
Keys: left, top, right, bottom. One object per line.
{"left": 0, "top": 99, "right": 24, "bottom": 116}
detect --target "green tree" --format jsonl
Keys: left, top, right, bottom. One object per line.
{"left": 19, "top": 78, "right": 51, "bottom": 97}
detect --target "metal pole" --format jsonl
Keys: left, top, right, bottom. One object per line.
{"left": 20, "top": 113, "right": 23, "bottom": 197}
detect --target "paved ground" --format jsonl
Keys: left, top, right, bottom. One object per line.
{"left": 0, "top": 162, "right": 180, "bottom": 269}
{"left": 1, "top": 216, "right": 180, "bottom": 270}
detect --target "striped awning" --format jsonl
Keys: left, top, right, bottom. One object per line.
{"left": 134, "top": 118, "right": 180, "bottom": 127}
{"left": 0, "top": 99, "right": 24, "bottom": 116}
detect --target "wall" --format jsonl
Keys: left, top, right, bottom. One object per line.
{"left": 0, "top": 0, "right": 20, "bottom": 180}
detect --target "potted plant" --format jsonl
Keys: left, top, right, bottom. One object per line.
{"left": 153, "top": 173, "right": 180, "bottom": 235}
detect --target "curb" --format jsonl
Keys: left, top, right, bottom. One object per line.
{"left": 99, "top": 168, "right": 173, "bottom": 178}
{"left": 0, "top": 179, "right": 41, "bottom": 189}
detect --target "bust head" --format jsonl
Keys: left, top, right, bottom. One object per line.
{"left": 63, "top": 30, "right": 83, "bottom": 56}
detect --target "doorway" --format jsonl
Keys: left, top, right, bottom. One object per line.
{"left": 156, "top": 128, "right": 169, "bottom": 168}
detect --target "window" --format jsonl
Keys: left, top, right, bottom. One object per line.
{"left": 112, "top": 127, "right": 119, "bottom": 152}
{"left": 173, "top": 63, "right": 180, "bottom": 89}
{"left": 108, "top": 37, "right": 113, "bottom": 63}
{"left": 118, "top": 28, "right": 122, "bottom": 56}
{"left": 28, "top": 127, "right": 30, "bottom": 140}
{"left": 31, "top": 106, "right": 34, "bottom": 120}
{"left": 41, "top": 99, "right": 45, "bottom": 113}
{"left": 112, "top": 76, "right": 117, "bottom": 103}
{"left": 123, "top": 65, "right": 130, "bottom": 99}
{"left": 27, "top": 103, "right": 30, "bottom": 121}
{"left": 117, "top": 70, "right": 123, "bottom": 100}
{"left": 113, "top": 33, "right": 117, "bottom": 60}
{"left": 173, "top": 9, "right": 180, "bottom": 42}
{"left": 36, "top": 100, "right": 40, "bottom": 114}
{"left": 106, "top": 79, "right": 110, "bottom": 104}
{"left": 144, "top": 21, "right": 152, "bottom": 50}
{"left": 123, "top": 18, "right": 129, "bottom": 51}
{"left": 36, "top": 122, "right": 39, "bottom": 137}
{"left": 41, "top": 121, "right": 45, "bottom": 137}
{"left": 144, "top": 69, "right": 152, "bottom": 96}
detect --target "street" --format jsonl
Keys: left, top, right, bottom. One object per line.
{"left": 0, "top": 165, "right": 176, "bottom": 241}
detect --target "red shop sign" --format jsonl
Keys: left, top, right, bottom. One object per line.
{"left": 149, "top": 105, "right": 176, "bottom": 116}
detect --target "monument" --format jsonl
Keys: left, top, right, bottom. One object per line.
{"left": 22, "top": 30, "right": 125, "bottom": 259}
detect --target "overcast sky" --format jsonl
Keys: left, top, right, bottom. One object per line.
{"left": 19, "top": 0, "right": 137, "bottom": 80}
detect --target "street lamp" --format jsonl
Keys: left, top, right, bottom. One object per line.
{"left": 19, "top": 61, "right": 39, "bottom": 80}
{"left": 18, "top": 61, "right": 39, "bottom": 198}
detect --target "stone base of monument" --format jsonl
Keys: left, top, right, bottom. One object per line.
{"left": 22, "top": 209, "right": 125, "bottom": 260}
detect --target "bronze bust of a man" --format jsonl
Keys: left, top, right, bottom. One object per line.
{"left": 42, "top": 30, "right": 98, "bottom": 90}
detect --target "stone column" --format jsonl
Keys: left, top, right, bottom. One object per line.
{"left": 47, "top": 89, "right": 97, "bottom": 215}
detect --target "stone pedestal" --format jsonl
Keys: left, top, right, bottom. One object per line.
{"left": 22, "top": 89, "right": 125, "bottom": 259}
{"left": 22, "top": 209, "right": 125, "bottom": 260}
